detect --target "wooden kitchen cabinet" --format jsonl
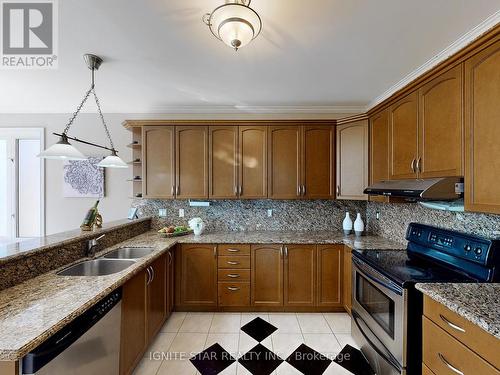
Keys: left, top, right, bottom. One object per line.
{"left": 389, "top": 91, "right": 419, "bottom": 180}
{"left": 268, "top": 126, "right": 302, "bottom": 199}
{"left": 284, "top": 245, "right": 316, "bottom": 308}
{"left": 180, "top": 244, "right": 217, "bottom": 307}
{"left": 302, "top": 125, "right": 335, "bottom": 199}
{"left": 336, "top": 120, "right": 368, "bottom": 200}
{"left": 251, "top": 244, "right": 283, "bottom": 307}
{"left": 418, "top": 64, "right": 463, "bottom": 178}
{"left": 239, "top": 125, "right": 268, "bottom": 198}
{"left": 142, "top": 126, "right": 175, "bottom": 199}
{"left": 175, "top": 126, "right": 209, "bottom": 199}
{"left": 209, "top": 126, "right": 238, "bottom": 199}
{"left": 316, "top": 245, "right": 343, "bottom": 308}
{"left": 120, "top": 269, "right": 147, "bottom": 375}
{"left": 147, "top": 255, "right": 167, "bottom": 342}
{"left": 343, "top": 246, "right": 352, "bottom": 314}
{"left": 167, "top": 249, "right": 175, "bottom": 318}
{"left": 465, "top": 40, "right": 500, "bottom": 214}
{"left": 369, "top": 109, "right": 390, "bottom": 202}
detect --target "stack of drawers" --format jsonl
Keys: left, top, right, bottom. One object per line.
{"left": 217, "top": 244, "right": 251, "bottom": 307}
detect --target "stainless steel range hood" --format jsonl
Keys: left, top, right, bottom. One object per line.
{"left": 363, "top": 177, "right": 463, "bottom": 201}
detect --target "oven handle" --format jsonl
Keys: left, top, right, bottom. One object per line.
{"left": 352, "top": 257, "right": 403, "bottom": 296}
{"left": 352, "top": 310, "right": 403, "bottom": 373}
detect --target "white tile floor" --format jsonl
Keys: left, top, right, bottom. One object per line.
{"left": 134, "top": 312, "right": 359, "bottom": 375}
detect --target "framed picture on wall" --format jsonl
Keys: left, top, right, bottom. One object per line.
{"left": 63, "top": 157, "right": 105, "bottom": 198}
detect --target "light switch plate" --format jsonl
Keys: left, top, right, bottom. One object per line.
{"left": 179, "top": 208, "right": 185, "bottom": 218}
{"left": 267, "top": 209, "right": 273, "bottom": 217}
{"left": 158, "top": 209, "right": 167, "bottom": 217}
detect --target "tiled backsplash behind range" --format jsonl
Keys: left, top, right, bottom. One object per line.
{"left": 367, "top": 201, "right": 500, "bottom": 243}
{"left": 132, "top": 199, "right": 367, "bottom": 232}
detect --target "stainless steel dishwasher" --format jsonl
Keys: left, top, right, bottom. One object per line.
{"left": 22, "top": 289, "right": 122, "bottom": 375}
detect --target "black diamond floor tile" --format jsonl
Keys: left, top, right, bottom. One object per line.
{"left": 241, "top": 317, "right": 278, "bottom": 342}
{"left": 285, "top": 343, "right": 332, "bottom": 375}
{"left": 333, "top": 345, "right": 375, "bottom": 375}
{"left": 238, "top": 343, "right": 283, "bottom": 375}
{"left": 190, "top": 343, "right": 236, "bottom": 375}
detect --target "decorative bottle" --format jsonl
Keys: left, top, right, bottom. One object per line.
{"left": 343, "top": 212, "right": 353, "bottom": 235}
{"left": 81, "top": 200, "right": 99, "bottom": 231}
{"left": 354, "top": 213, "right": 365, "bottom": 237}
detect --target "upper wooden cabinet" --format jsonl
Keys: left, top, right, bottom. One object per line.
{"left": 336, "top": 120, "right": 368, "bottom": 200}
{"left": 418, "top": 64, "right": 463, "bottom": 178}
{"left": 369, "top": 110, "right": 390, "bottom": 202}
{"left": 465, "top": 40, "right": 500, "bottom": 214}
{"left": 176, "top": 126, "right": 209, "bottom": 199}
{"left": 239, "top": 126, "right": 268, "bottom": 199}
{"left": 284, "top": 245, "right": 316, "bottom": 307}
{"left": 389, "top": 92, "right": 419, "bottom": 180}
{"left": 302, "top": 125, "right": 335, "bottom": 199}
{"left": 142, "top": 126, "right": 175, "bottom": 199}
{"left": 209, "top": 126, "right": 238, "bottom": 199}
{"left": 268, "top": 126, "right": 302, "bottom": 199}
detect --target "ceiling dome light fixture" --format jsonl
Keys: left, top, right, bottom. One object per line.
{"left": 203, "top": 0, "right": 262, "bottom": 51}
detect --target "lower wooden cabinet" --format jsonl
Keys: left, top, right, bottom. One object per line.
{"left": 147, "top": 255, "right": 167, "bottom": 342}
{"left": 167, "top": 248, "right": 174, "bottom": 318}
{"left": 251, "top": 244, "right": 284, "bottom": 307}
{"left": 317, "top": 245, "right": 343, "bottom": 308}
{"left": 284, "top": 245, "right": 316, "bottom": 308}
{"left": 343, "top": 246, "right": 352, "bottom": 314}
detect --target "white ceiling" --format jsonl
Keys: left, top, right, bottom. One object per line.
{"left": 1, "top": 0, "right": 499, "bottom": 114}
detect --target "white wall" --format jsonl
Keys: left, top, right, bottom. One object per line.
{"left": 0, "top": 112, "right": 349, "bottom": 235}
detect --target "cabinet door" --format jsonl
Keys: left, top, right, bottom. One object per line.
{"left": 167, "top": 249, "right": 175, "bottom": 316}
{"left": 239, "top": 126, "right": 267, "bottom": 198}
{"left": 465, "top": 40, "right": 500, "bottom": 214}
{"left": 120, "top": 270, "right": 147, "bottom": 375}
{"left": 268, "top": 126, "right": 301, "bottom": 199}
{"left": 389, "top": 92, "right": 418, "bottom": 179}
{"left": 369, "top": 110, "right": 390, "bottom": 202}
{"left": 180, "top": 244, "right": 217, "bottom": 307}
{"left": 343, "top": 246, "right": 352, "bottom": 314}
{"left": 302, "top": 125, "right": 335, "bottom": 199}
{"left": 284, "top": 245, "right": 316, "bottom": 307}
{"left": 147, "top": 254, "right": 167, "bottom": 342}
{"left": 418, "top": 64, "right": 463, "bottom": 178}
{"left": 336, "top": 121, "right": 368, "bottom": 200}
{"left": 209, "top": 126, "right": 238, "bottom": 199}
{"left": 142, "top": 126, "right": 175, "bottom": 198}
{"left": 251, "top": 244, "right": 283, "bottom": 307}
{"left": 316, "top": 245, "right": 343, "bottom": 308}
{"left": 176, "top": 126, "right": 208, "bottom": 199}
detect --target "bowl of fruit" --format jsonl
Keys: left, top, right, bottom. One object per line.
{"left": 158, "top": 225, "right": 193, "bottom": 238}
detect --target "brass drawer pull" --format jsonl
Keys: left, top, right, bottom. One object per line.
{"left": 227, "top": 286, "right": 240, "bottom": 291}
{"left": 227, "top": 274, "right": 240, "bottom": 278}
{"left": 439, "top": 314, "right": 465, "bottom": 333}
{"left": 438, "top": 353, "right": 464, "bottom": 375}
{"left": 227, "top": 261, "right": 239, "bottom": 265}
{"left": 227, "top": 249, "right": 240, "bottom": 252}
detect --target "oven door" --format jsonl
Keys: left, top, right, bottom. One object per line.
{"left": 351, "top": 256, "right": 407, "bottom": 372}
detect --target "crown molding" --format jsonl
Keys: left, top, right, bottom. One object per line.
{"left": 367, "top": 10, "right": 500, "bottom": 111}
{"left": 145, "top": 105, "right": 366, "bottom": 114}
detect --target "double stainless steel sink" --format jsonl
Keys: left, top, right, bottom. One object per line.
{"left": 57, "top": 247, "right": 155, "bottom": 276}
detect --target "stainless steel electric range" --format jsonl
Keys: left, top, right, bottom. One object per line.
{"left": 350, "top": 223, "right": 500, "bottom": 375}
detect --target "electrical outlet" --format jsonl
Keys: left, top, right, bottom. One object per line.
{"left": 267, "top": 209, "right": 273, "bottom": 217}
{"left": 158, "top": 209, "right": 167, "bottom": 217}
{"left": 376, "top": 211, "right": 380, "bottom": 220}
{"left": 179, "top": 208, "right": 185, "bottom": 218}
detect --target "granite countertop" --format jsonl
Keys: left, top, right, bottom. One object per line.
{"left": 0, "top": 230, "right": 403, "bottom": 361}
{"left": 416, "top": 283, "right": 500, "bottom": 340}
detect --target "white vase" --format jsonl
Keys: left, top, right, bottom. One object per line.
{"left": 343, "top": 212, "right": 353, "bottom": 235}
{"left": 354, "top": 213, "right": 364, "bottom": 237}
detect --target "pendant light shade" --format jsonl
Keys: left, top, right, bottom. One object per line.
{"left": 97, "top": 150, "right": 128, "bottom": 168}
{"left": 204, "top": 0, "right": 262, "bottom": 51}
{"left": 37, "top": 134, "right": 86, "bottom": 160}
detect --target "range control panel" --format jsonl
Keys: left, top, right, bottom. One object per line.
{"left": 407, "top": 223, "right": 495, "bottom": 265}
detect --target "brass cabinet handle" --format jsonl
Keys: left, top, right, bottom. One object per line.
{"left": 213, "top": 247, "right": 217, "bottom": 257}
{"left": 227, "top": 286, "right": 240, "bottom": 291}
{"left": 297, "top": 185, "right": 300, "bottom": 197}
{"left": 150, "top": 266, "right": 155, "bottom": 283}
{"left": 280, "top": 246, "right": 283, "bottom": 258}
{"left": 336, "top": 185, "right": 340, "bottom": 196}
{"left": 227, "top": 274, "right": 240, "bottom": 278}
{"left": 439, "top": 314, "right": 465, "bottom": 333}
{"left": 168, "top": 251, "right": 172, "bottom": 265}
{"left": 416, "top": 157, "right": 422, "bottom": 173}
{"left": 227, "top": 261, "right": 239, "bottom": 265}
{"left": 146, "top": 266, "right": 152, "bottom": 285}
{"left": 227, "top": 248, "right": 240, "bottom": 253}
{"left": 411, "top": 158, "right": 416, "bottom": 173}
{"left": 302, "top": 185, "right": 306, "bottom": 196}
{"left": 238, "top": 186, "right": 242, "bottom": 196}
{"left": 284, "top": 246, "right": 288, "bottom": 258}
{"left": 171, "top": 186, "right": 175, "bottom": 196}
{"left": 438, "top": 353, "right": 464, "bottom": 375}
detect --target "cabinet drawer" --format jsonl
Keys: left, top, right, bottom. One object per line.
{"left": 218, "top": 269, "right": 250, "bottom": 282}
{"left": 424, "top": 296, "right": 500, "bottom": 369}
{"left": 218, "top": 282, "right": 250, "bottom": 306}
{"left": 423, "top": 317, "right": 499, "bottom": 375}
{"left": 218, "top": 244, "right": 251, "bottom": 256}
{"left": 218, "top": 256, "right": 250, "bottom": 269}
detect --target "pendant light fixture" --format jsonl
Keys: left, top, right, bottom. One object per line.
{"left": 38, "top": 54, "right": 128, "bottom": 168}
{"left": 203, "top": 0, "right": 262, "bottom": 51}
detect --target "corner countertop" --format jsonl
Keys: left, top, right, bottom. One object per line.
{"left": 416, "top": 283, "right": 500, "bottom": 340}
{"left": 0, "top": 230, "right": 403, "bottom": 361}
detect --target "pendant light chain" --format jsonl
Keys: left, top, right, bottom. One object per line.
{"left": 92, "top": 88, "right": 115, "bottom": 151}
{"left": 62, "top": 86, "right": 93, "bottom": 135}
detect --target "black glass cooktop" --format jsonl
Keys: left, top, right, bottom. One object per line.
{"left": 352, "top": 249, "right": 476, "bottom": 287}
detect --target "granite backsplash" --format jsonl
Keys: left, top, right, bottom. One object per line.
{"left": 132, "top": 199, "right": 367, "bottom": 232}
